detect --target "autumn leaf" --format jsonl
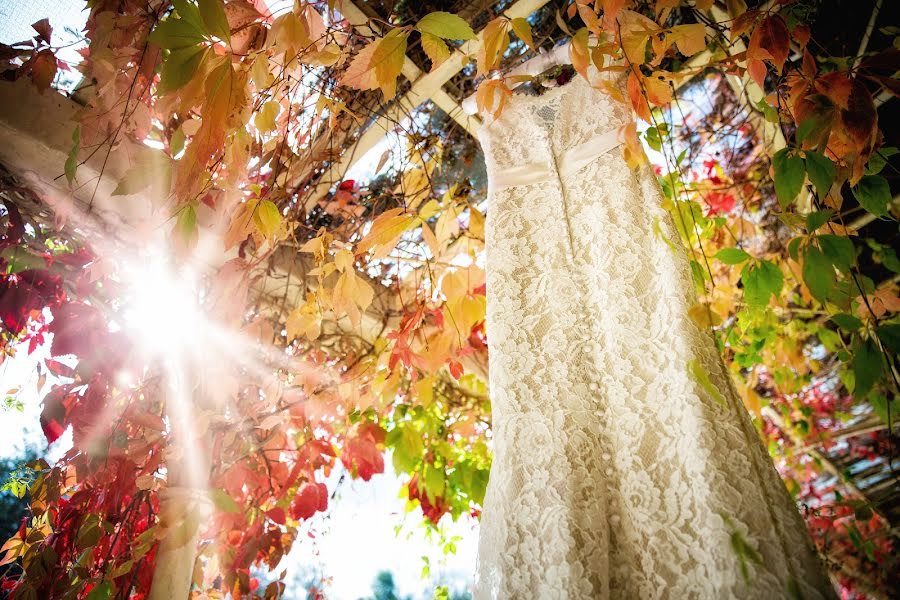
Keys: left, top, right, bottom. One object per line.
{"left": 476, "top": 17, "right": 509, "bottom": 76}
{"left": 746, "top": 14, "right": 789, "bottom": 88}
{"left": 669, "top": 23, "right": 706, "bottom": 57}
{"left": 570, "top": 27, "right": 590, "bottom": 80}
{"left": 420, "top": 32, "right": 450, "bottom": 71}
{"left": 254, "top": 100, "right": 280, "bottom": 133}
{"left": 371, "top": 29, "right": 408, "bottom": 100}
{"left": 415, "top": 11, "right": 475, "bottom": 40}
{"left": 253, "top": 199, "right": 282, "bottom": 238}
{"left": 510, "top": 17, "right": 534, "bottom": 50}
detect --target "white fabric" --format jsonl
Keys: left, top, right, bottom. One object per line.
{"left": 473, "top": 69, "right": 838, "bottom": 600}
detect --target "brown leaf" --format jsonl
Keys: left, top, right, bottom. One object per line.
{"left": 747, "top": 14, "right": 789, "bottom": 74}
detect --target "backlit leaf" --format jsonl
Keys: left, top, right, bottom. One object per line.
{"left": 254, "top": 199, "right": 282, "bottom": 238}
{"left": 510, "top": 17, "right": 534, "bottom": 50}
{"left": 198, "top": 0, "right": 231, "bottom": 42}
{"left": 741, "top": 259, "right": 783, "bottom": 309}
{"left": 715, "top": 247, "right": 751, "bottom": 264}
{"left": 420, "top": 32, "right": 450, "bottom": 71}
{"left": 373, "top": 29, "right": 409, "bottom": 100}
{"left": 415, "top": 11, "right": 475, "bottom": 40}
{"left": 158, "top": 45, "right": 207, "bottom": 94}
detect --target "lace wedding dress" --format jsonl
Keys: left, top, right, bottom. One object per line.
{"left": 473, "top": 68, "right": 838, "bottom": 600}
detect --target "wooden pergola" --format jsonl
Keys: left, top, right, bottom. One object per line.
{"left": 0, "top": 0, "right": 897, "bottom": 596}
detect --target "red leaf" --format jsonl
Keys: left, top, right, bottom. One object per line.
{"left": 448, "top": 359, "right": 463, "bottom": 380}
{"left": 340, "top": 423, "right": 385, "bottom": 481}
{"left": 31, "top": 19, "right": 52, "bottom": 44}
{"left": 0, "top": 269, "right": 64, "bottom": 334}
{"left": 48, "top": 302, "right": 106, "bottom": 358}
{"left": 266, "top": 507, "right": 286, "bottom": 525}
{"left": 289, "top": 481, "right": 328, "bottom": 520}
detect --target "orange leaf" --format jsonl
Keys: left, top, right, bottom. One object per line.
{"left": 626, "top": 69, "right": 651, "bottom": 122}
{"left": 570, "top": 28, "right": 591, "bottom": 80}
{"left": 747, "top": 14, "right": 789, "bottom": 74}
{"left": 476, "top": 18, "right": 509, "bottom": 76}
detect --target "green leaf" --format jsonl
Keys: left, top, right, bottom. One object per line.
{"left": 198, "top": 0, "right": 231, "bottom": 42}
{"left": 158, "top": 45, "right": 207, "bottom": 94}
{"left": 687, "top": 359, "right": 725, "bottom": 408}
{"left": 148, "top": 16, "right": 205, "bottom": 49}
{"left": 804, "top": 208, "right": 833, "bottom": 233}
{"left": 829, "top": 313, "right": 862, "bottom": 331}
{"left": 172, "top": 0, "right": 205, "bottom": 32}
{"left": 86, "top": 581, "right": 113, "bottom": 600}
{"left": 869, "top": 392, "right": 899, "bottom": 429}
{"left": 817, "top": 234, "right": 854, "bottom": 273}
{"left": 386, "top": 424, "right": 423, "bottom": 474}
{"left": 787, "top": 236, "right": 803, "bottom": 261}
{"left": 208, "top": 489, "right": 240, "bottom": 513}
{"left": 864, "top": 146, "right": 898, "bottom": 175}
{"left": 415, "top": 11, "right": 476, "bottom": 40}
{"left": 64, "top": 126, "right": 80, "bottom": 185}
{"left": 254, "top": 199, "right": 281, "bottom": 237}
{"left": 852, "top": 175, "right": 891, "bottom": 217}
{"left": 803, "top": 151, "right": 835, "bottom": 199}
{"left": 880, "top": 246, "right": 900, "bottom": 274}
{"left": 802, "top": 245, "right": 835, "bottom": 303}
{"left": 741, "top": 259, "right": 783, "bottom": 310}
{"left": 772, "top": 148, "right": 805, "bottom": 208}
{"left": 851, "top": 337, "right": 883, "bottom": 399}
{"left": 876, "top": 323, "right": 900, "bottom": 355}
{"left": 421, "top": 464, "right": 445, "bottom": 505}
{"left": 714, "top": 247, "right": 751, "bottom": 264}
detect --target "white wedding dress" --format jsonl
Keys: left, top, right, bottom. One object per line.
{"left": 473, "top": 68, "right": 838, "bottom": 599}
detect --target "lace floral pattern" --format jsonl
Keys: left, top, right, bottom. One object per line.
{"left": 473, "top": 69, "right": 838, "bottom": 599}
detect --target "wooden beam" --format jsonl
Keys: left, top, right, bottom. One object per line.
{"left": 340, "top": 0, "right": 482, "bottom": 139}
{"left": 300, "top": 0, "right": 553, "bottom": 214}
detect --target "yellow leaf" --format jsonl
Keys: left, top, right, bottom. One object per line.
{"left": 569, "top": 27, "right": 590, "bottom": 80}
{"left": 415, "top": 11, "right": 475, "bottom": 40}
{"left": 253, "top": 199, "right": 281, "bottom": 238}
{"left": 286, "top": 293, "right": 322, "bottom": 341}
{"left": 618, "top": 9, "right": 658, "bottom": 65}
{"left": 420, "top": 31, "right": 450, "bottom": 71}
{"left": 669, "top": 23, "right": 707, "bottom": 57}
{"left": 254, "top": 100, "right": 279, "bottom": 133}
{"left": 272, "top": 11, "right": 309, "bottom": 57}
{"left": 356, "top": 208, "right": 417, "bottom": 255}
{"left": 333, "top": 248, "right": 353, "bottom": 272}
{"left": 476, "top": 18, "right": 509, "bottom": 76}
{"left": 371, "top": 28, "right": 408, "bottom": 100}
{"left": 510, "top": 17, "right": 534, "bottom": 50}
{"left": 644, "top": 72, "right": 673, "bottom": 106}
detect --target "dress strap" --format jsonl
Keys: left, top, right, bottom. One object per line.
{"left": 488, "top": 126, "right": 623, "bottom": 190}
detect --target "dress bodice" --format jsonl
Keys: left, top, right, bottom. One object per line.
{"left": 478, "top": 66, "right": 632, "bottom": 179}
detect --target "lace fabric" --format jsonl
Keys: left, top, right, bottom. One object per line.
{"left": 473, "top": 67, "right": 838, "bottom": 599}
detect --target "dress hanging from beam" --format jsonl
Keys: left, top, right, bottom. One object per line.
{"left": 472, "top": 67, "right": 838, "bottom": 600}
